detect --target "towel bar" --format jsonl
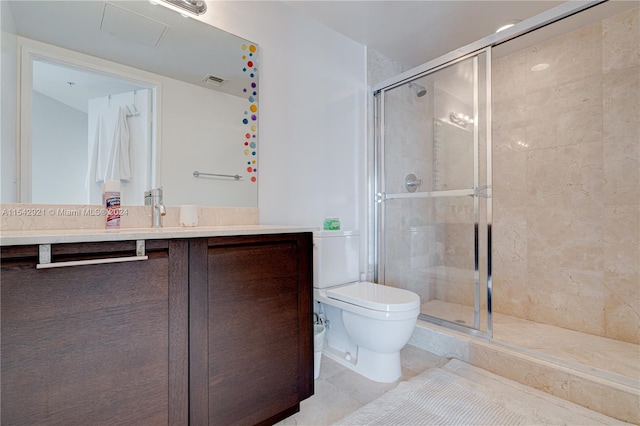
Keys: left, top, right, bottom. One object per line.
{"left": 36, "top": 240, "right": 148, "bottom": 269}
{"left": 193, "top": 171, "right": 242, "bottom": 180}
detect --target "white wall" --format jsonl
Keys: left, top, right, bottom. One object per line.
{"left": 161, "top": 78, "right": 256, "bottom": 207}
{"left": 200, "top": 1, "right": 367, "bottom": 230}
{"left": 1, "top": 1, "right": 17, "bottom": 203}
{"left": 31, "top": 92, "right": 87, "bottom": 204}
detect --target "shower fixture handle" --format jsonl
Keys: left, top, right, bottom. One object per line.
{"left": 404, "top": 174, "right": 422, "bottom": 193}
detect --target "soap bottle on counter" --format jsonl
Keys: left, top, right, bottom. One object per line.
{"left": 104, "top": 180, "right": 121, "bottom": 229}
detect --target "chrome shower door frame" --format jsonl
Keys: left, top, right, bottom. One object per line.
{"left": 374, "top": 47, "right": 493, "bottom": 337}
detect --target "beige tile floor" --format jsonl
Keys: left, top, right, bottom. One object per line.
{"left": 278, "top": 342, "right": 632, "bottom": 425}
{"left": 278, "top": 345, "right": 450, "bottom": 426}
{"left": 278, "top": 301, "right": 638, "bottom": 426}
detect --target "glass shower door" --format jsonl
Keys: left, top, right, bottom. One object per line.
{"left": 375, "top": 50, "right": 491, "bottom": 335}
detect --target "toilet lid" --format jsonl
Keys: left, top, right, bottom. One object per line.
{"left": 326, "top": 281, "right": 420, "bottom": 312}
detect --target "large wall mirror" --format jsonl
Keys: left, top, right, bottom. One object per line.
{"left": 2, "top": 0, "right": 259, "bottom": 207}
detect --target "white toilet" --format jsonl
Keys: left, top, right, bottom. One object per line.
{"left": 313, "top": 230, "right": 420, "bottom": 383}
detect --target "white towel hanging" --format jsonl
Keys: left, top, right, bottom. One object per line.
{"left": 105, "top": 106, "right": 132, "bottom": 182}
{"left": 126, "top": 104, "right": 139, "bottom": 117}
{"left": 89, "top": 114, "right": 109, "bottom": 183}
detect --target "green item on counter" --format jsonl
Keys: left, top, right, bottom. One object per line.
{"left": 323, "top": 217, "right": 341, "bottom": 230}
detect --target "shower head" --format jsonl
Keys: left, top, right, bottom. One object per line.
{"left": 409, "top": 83, "right": 427, "bottom": 98}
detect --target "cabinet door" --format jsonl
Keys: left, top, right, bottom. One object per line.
{"left": 0, "top": 240, "right": 188, "bottom": 426}
{"left": 189, "top": 233, "right": 313, "bottom": 426}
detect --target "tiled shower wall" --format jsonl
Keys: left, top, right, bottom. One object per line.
{"left": 492, "top": 7, "right": 639, "bottom": 344}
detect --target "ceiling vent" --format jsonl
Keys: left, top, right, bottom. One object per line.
{"left": 203, "top": 74, "right": 225, "bottom": 86}
{"left": 100, "top": 3, "right": 168, "bottom": 48}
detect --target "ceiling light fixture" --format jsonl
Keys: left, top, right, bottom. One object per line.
{"left": 495, "top": 20, "right": 521, "bottom": 33}
{"left": 152, "top": 0, "right": 207, "bottom": 17}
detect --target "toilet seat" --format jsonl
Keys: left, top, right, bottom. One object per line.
{"left": 326, "top": 281, "right": 420, "bottom": 313}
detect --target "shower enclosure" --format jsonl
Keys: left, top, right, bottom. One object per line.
{"left": 375, "top": 50, "right": 492, "bottom": 335}
{"left": 373, "top": 0, "right": 639, "bottom": 395}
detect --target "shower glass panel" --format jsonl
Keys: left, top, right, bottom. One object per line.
{"left": 376, "top": 50, "right": 491, "bottom": 334}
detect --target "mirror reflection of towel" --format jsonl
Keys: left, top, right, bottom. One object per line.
{"left": 90, "top": 107, "right": 132, "bottom": 183}
{"left": 91, "top": 115, "right": 106, "bottom": 183}
{"left": 105, "top": 107, "right": 132, "bottom": 182}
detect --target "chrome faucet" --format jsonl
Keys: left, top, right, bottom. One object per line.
{"left": 145, "top": 187, "right": 166, "bottom": 228}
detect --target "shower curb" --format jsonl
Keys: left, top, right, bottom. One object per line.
{"left": 409, "top": 320, "right": 640, "bottom": 424}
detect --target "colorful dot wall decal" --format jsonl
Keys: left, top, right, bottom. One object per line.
{"left": 240, "top": 43, "right": 258, "bottom": 183}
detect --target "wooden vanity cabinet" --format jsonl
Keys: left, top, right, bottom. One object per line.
{"left": 0, "top": 239, "right": 189, "bottom": 426}
{"left": 1, "top": 232, "right": 313, "bottom": 426}
{"left": 189, "top": 233, "right": 314, "bottom": 426}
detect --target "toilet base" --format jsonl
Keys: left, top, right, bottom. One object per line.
{"left": 322, "top": 345, "right": 402, "bottom": 383}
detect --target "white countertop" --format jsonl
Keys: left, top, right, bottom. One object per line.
{"left": 0, "top": 225, "right": 318, "bottom": 246}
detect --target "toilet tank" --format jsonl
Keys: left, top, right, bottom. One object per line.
{"left": 313, "top": 230, "right": 360, "bottom": 288}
